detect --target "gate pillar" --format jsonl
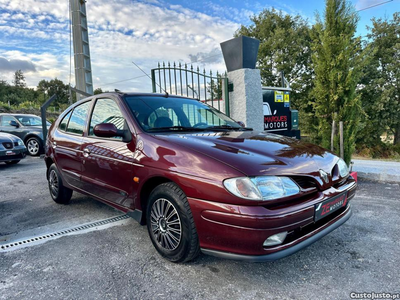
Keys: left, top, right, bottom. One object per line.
{"left": 220, "top": 36, "right": 264, "bottom": 131}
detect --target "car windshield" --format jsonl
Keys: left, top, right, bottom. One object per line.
{"left": 125, "top": 96, "right": 245, "bottom": 133}
{"left": 15, "top": 116, "right": 51, "bottom": 126}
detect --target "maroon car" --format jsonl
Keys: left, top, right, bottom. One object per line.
{"left": 45, "top": 92, "right": 356, "bottom": 262}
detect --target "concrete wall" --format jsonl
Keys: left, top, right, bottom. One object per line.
{"left": 228, "top": 68, "right": 264, "bottom": 131}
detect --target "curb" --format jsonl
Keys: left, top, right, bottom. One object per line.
{"left": 355, "top": 171, "right": 400, "bottom": 184}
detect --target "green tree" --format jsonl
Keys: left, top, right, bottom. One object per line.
{"left": 0, "top": 79, "right": 38, "bottom": 106}
{"left": 310, "top": 0, "right": 363, "bottom": 164}
{"left": 94, "top": 87, "right": 103, "bottom": 95}
{"left": 13, "top": 70, "right": 26, "bottom": 88}
{"left": 37, "top": 78, "right": 70, "bottom": 106}
{"left": 358, "top": 13, "right": 400, "bottom": 146}
{"left": 206, "top": 79, "right": 222, "bottom": 100}
{"left": 235, "top": 9, "right": 313, "bottom": 111}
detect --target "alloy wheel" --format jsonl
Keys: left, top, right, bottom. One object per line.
{"left": 27, "top": 139, "right": 39, "bottom": 155}
{"left": 150, "top": 198, "right": 182, "bottom": 251}
{"left": 49, "top": 169, "right": 59, "bottom": 198}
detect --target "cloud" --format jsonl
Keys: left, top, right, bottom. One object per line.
{"left": 0, "top": 0, "right": 252, "bottom": 91}
{"left": 0, "top": 57, "right": 36, "bottom": 72}
{"left": 189, "top": 48, "right": 223, "bottom": 65}
{"left": 0, "top": 51, "right": 69, "bottom": 88}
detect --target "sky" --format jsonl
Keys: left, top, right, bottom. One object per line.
{"left": 0, "top": 0, "right": 399, "bottom": 93}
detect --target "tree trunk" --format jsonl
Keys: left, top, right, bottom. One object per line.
{"left": 394, "top": 124, "right": 400, "bottom": 145}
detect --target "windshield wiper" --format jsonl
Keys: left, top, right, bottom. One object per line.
{"left": 148, "top": 126, "right": 207, "bottom": 132}
{"left": 206, "top": 125, "right": 253, "bottom": 131}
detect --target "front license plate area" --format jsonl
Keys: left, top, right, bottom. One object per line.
{"left": 6, "top": 151, "right": 16, "bottom": 156}
{"left": 315, "top": 192, "right": 348, "bottom": 222}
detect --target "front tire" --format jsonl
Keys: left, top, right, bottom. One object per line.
{"left": 26, "top": 137, "right": 42, "bottom": 156}
{"left": 48, "top": 164, "right": 73, "bottom": 204}
{"left": 146, "top": 182, "right": 200, "bottom": 263}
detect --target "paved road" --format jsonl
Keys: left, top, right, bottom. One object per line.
{"left": 1, "top": 157, "right": 399, "bottom": 299}
{"left": 352, "top": 159, "right": 400, "bottom": 183}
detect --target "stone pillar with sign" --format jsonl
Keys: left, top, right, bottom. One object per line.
{"left": 220, "top": 36, "right": 264, "bottom": 131}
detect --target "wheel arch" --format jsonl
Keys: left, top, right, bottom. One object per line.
{"left": 137, "top": 176, "right": 175, "bottom": 225}
{"left": 45, "top": 156, "right": 54, "bottom": 179}
{"left": 23, "top": 133, "right": 43, "bottom": 144}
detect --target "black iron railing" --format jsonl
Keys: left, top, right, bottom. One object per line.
{"left": 151, "top": 62, "right": 230, "bottom": 116}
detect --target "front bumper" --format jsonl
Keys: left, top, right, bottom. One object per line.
{"left": 0, "top": 147, "right": 27, "bottom": 162}
{"left": 188, "top": 180, "right": 356, "bottom": 261}
{"left": 201, "top": 205, "right": 352, "bottom": 262}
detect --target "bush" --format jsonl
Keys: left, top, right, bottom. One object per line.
{"left": 0, "top": 103, "right": 11, "bottom": 112}
{"left": 355, "top": 143, "right": 400, "bottom": 159}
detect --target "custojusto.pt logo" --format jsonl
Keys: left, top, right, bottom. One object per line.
{"left": 350, "top": 292, "right": 400, "bottom": 299}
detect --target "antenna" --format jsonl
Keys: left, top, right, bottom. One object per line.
{"left": 131, "top": 61, "right": 169, "bottom": 97}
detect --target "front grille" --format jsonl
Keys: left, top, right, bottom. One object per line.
{"left": 291, "top": 176, "right": 317, "bottom": 190}
{"left": 2, "top": 142, "right": 13, "bottom": 149}
{"left": 282, "top": 205, "right": 349, "bottom": 246}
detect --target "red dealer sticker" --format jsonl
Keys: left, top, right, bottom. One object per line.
{"left": 264, "top": 115, "right": 288, "bottom": 130}
{"left": 314, "top": 192, "right": 348, "bottom": 222}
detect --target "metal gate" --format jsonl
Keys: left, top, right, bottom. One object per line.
{"left": 151, "top": 62, "right": 230, "bottom": 116}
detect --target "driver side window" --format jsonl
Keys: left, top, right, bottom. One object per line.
{"left": 1, "top": 115, "right": 17, "bottom": 127}
{"left": 89, "top": 98, "right": 125, "bottom": 139}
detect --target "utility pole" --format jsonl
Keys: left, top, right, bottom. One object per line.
{"left": 70, "top": 0, "right": 93, "bottom": 100}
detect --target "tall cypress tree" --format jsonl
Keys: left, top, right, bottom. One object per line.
{"left": 310, "top": 0, "right": 363, "bottom": 164}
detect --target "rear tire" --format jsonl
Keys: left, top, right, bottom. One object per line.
{"left": 146, "top": 182, "right": 200, "bottom": 263}
{"left": 5, "top": 160, "right": 20, "bottom": 165}
{"left": 48, "top": 164, "right": 73, "bottom": 204}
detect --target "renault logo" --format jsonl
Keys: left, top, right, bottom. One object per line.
{"left": 319, "top": 169, "right": 329, "bottom": 183}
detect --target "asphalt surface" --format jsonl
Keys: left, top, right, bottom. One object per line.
{"left": 0, "top": 157, "right": 399, "bottom": 300}
{"left": 353, "top": 159, "right": 400, "bottom": 183}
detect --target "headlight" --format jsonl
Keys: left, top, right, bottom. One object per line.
{"left": 17, "top": 139, "right": 24, "bottom": 146}
{"left": 337, "top": 158, "right": 349, "bottom": 178}
{"left": 223, "top": 176, "right": 300, "bottom": 201}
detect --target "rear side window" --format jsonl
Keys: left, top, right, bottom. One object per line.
{"left": 66, "top": 101, "right": 91, "bottom": 135}
{"left": 59, "top": 110, "right": 72, "bottom": 132}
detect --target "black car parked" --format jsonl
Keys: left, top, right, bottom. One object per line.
{"left": 0, "top": 132, "right": 27, "bottom": 164}
{"left": 0, "top": 114, "right": 50, "bottom": 156}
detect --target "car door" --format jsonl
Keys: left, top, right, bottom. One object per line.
{"left": 80, "top": 97, "right": 135, "bottom": 208}
{"left": 52, "top": 101, "right": 92, "bottom": 190}
{"left": 0, "top": 115, "right": 24, "bottom": 138}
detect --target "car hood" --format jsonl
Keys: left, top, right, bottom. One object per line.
{"left": 0, "top": 133, "right": 22, "bottom": 142}
{"left": 154, "top": 131, "right": 339, "bottom": 178}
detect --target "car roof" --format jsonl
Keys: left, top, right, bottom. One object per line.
{"left": 0, "top": 113, "right": 39, "bottom": 117}
{"left": 72, "top": 92, "right": 196, "bottom": 107}
{"left": 88, "top": 92, "right": 190, "bottom": 99}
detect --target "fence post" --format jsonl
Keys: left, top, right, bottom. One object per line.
{"left": 331, "top": 119, "right": 336, "bottom": 152}
{"left": 339, "top": 121, "right": 344, "bottom": 159}
{"left": 224, "top": 76, "right": 230, "bottom": 116}
{"left": 151, "top": 69, "right": 156, "bottom": 93}
{"left": 40, "top": 94, "right": 57, "bottom": 147}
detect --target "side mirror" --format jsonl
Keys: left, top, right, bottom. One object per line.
{"left": 93, "top": 123, "right": 132, "bottom": 142}
{"left": 9, "top": 120, "right": 19, "bottom": 128}
{"left": 237, "top": 121, "right": 245, "bottom": 128}
{"left": 93, "top": 123, "right": 120, "bottom": 138}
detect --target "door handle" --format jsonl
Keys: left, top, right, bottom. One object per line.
{"left": 83, "top": 148, "right": 91, "bottom": 158}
